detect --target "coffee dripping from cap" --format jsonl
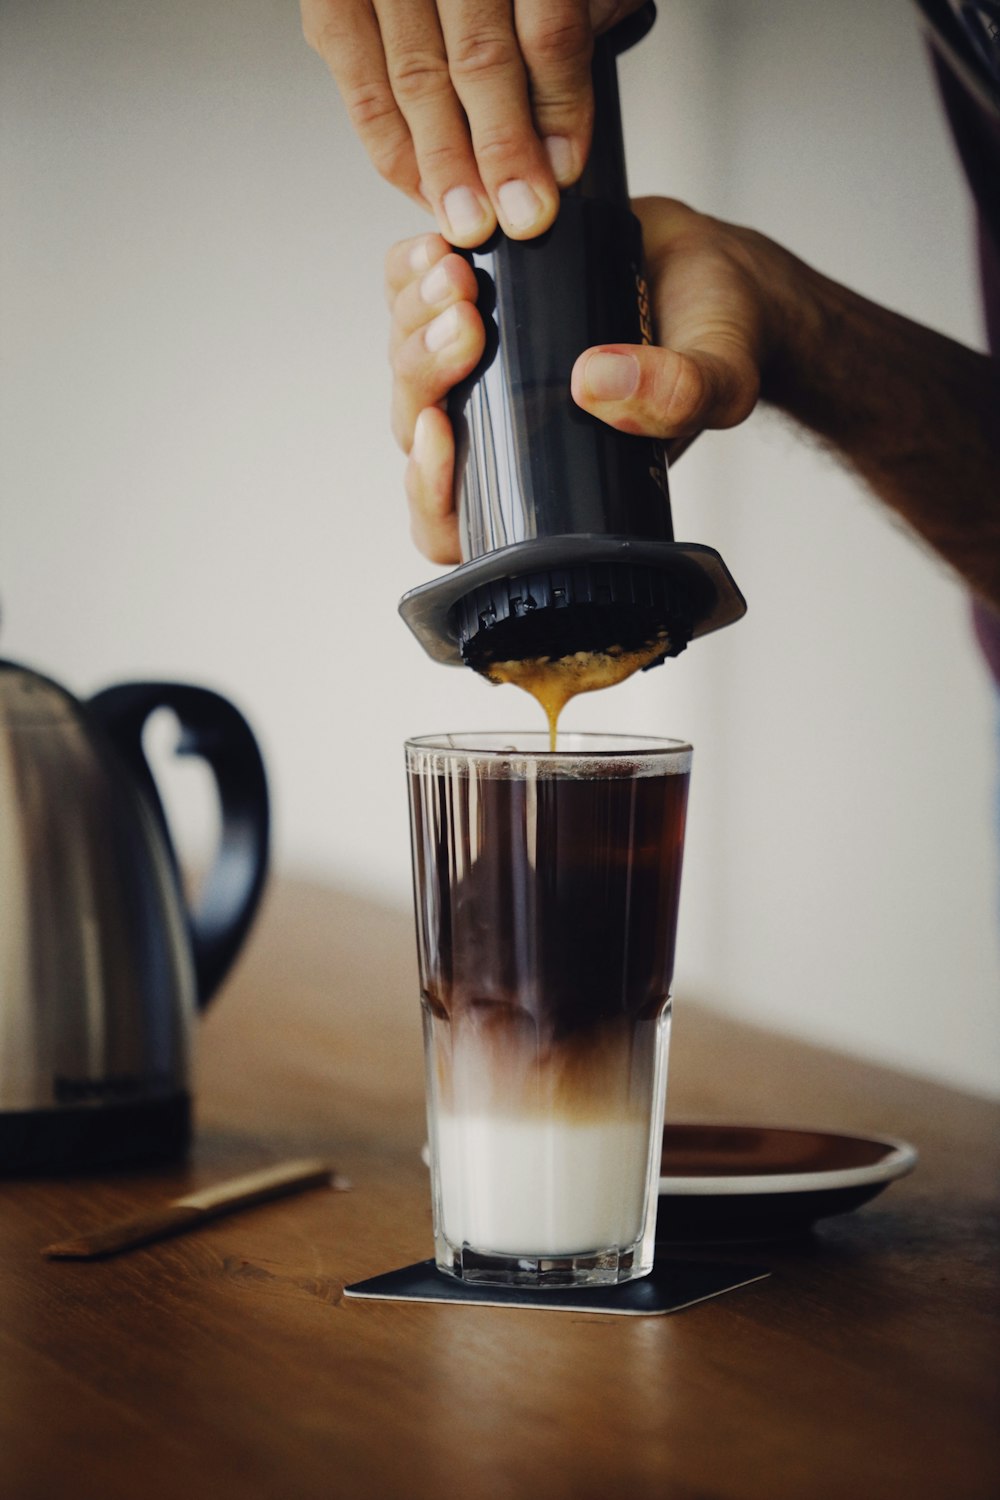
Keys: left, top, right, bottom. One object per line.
{"left": 398, "top": 3, "right": 745, "bottom": 740}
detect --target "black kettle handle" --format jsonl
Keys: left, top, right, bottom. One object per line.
{"left": 86, "top": 681, "right": 270, "bottom": 1010}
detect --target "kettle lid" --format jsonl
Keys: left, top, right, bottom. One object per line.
{"left": 0, "top": 659, "right": 78, "bottom": 727}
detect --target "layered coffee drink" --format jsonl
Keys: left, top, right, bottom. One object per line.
{"left": 407, "top": 733, "right": 691, "bottom": 1286}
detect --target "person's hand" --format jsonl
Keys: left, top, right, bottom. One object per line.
{"left": 385, "top": 231, "right": 486, "bottom": 561}
{"left": 387, "top": 197, "right": 780, "bottom": 563}
{"left": 302, "top": 0, "right": 647, "bottom": 246}
{"left": 387, "top": 194, "right": 1000, "bottom": 612}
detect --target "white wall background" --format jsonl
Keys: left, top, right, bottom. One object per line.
{"left": 2, "top": 0, "right": 998, "bottom": 1096}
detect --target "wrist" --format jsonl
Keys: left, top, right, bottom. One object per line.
{"left": 734, "top": 230, "right": 829, "bottom": 415}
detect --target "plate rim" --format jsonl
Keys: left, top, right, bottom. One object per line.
{"left": 658, "top": 1123, "right": 918, "bottom": 1197}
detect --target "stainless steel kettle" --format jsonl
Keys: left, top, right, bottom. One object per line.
{"left": 0, "top": 658, "right": 269, "bottom": 1172}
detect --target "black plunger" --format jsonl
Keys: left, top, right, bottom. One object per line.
{"left": 398, "top": 3, "right": 745, "bottom": 671}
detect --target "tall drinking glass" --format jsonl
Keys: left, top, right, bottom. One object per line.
{"left": 406, "top": 732, "right": 691, "bottom": 1288}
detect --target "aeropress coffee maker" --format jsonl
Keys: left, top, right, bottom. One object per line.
{"left": 370, "top": 4, "right": 756, "bottom": 1306}
{"left": 399, "top": 3, "right": 745, "bottom": 678}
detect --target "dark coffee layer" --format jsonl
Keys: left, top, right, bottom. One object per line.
{"left": 410, "top": 768, "right": 689, "bottom": 1041}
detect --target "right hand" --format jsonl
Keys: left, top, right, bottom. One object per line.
{"left": 387, "top": 198, "right": 784, "bottom": 563}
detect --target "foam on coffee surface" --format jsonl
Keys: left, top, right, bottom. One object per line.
{"left": 485, "top": 635, "right": 669, "bottom": 749}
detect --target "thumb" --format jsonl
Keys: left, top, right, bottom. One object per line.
{"left": 570, "top": 342, "right": 760, "bottom": 440}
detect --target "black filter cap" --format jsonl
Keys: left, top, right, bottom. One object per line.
{"left": 454, "top": 559, "right": 705, "bottom": 672}
{"left": 399, "top": 535, "right": 746, "bottom": 667}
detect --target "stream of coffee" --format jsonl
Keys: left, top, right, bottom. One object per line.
{"left": 485, "top": 635, "right": 669, "bottom": 749}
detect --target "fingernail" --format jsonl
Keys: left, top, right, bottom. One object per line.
{"left": 420, "top": 262, "right": 451, "bottom": 305}
{"left": 442, "top": 186, "right": 488, "bottom": 242}
{"left": 544, "top": 136, "right": 575, "bottom": 185}
{"left": 425, "top": 305, "right": 461, "bottom": 352}
{"left": 497, "top": 178, "right": 544, "bottom": 232}
{"left": 409, "top": 237, "right": 435, "bottom": 273}
{"left": 583, "top": 351, "right": 640, "bottom": 401}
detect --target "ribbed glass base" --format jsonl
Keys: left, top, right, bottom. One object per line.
{"left": 436, "top": 1238, "right": 650, "bottom": 1289}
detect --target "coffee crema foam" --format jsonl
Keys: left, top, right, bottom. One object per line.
{"left": 485, "top": 635, "right": 669, "bottom": 750}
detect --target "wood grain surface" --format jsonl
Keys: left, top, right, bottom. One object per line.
{"left": 1, "top": 880, "right": 997, "bottom": 1500}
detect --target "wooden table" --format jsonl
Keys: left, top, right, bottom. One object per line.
{"left": 2, "top": 882, "right": 998, "bottom": 1500}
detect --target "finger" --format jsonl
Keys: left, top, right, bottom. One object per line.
{"left": 302, "top": 0, "right": 422, "bottom": 203}
{"left": 374, "top": 0, "right": 496, "bottom": 247}
{"left": 384, "top": 233, "right": 451, "bottom": 305}
{"left": 588, "top": 0, "right": 649, "bottom": 35}
{"left": 390, "top": 253, "right": 480, "bottom": 357}
{"left": 570, "top": 341, "right": 760, "bottom": 439}
{"left": 514, "top": 0, "right": 593, "bottom": 187}
{"left": 438, "top": 0, "right": 560, "bottom": 239}
{"left": 391, "top": 300, "right": 486, "bottom": 451}
{"left": 406, "top": 407, "right": 461, "bottom": 564}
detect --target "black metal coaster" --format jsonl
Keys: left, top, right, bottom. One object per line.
{"left": 343, "top": 1258, "right": 769, "bottom": 1316}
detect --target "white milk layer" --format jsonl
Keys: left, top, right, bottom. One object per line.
{"left": 434, "top": 1111, "right": 653, "bottom": 1256}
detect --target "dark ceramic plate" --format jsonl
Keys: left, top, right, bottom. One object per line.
{"left": 656, "top": 1123, "right": 918, "bottom": 1242}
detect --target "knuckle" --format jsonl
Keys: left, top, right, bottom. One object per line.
{"left": 369, "top": 132, "right": 414, "bottom": 187}
{"left": 344, "top": 78, "right": 399, "bottom": 132}
{"left": 531, "top": 88, "right": 594, "bottom": 131}
{"left": 473, "top": 126, "right": 530, "bottom": 171}
{"left": 340, "top": 83, "right": 416, "bottom": 189}
{"left": 387, "top": 49, "right": 452, "bottom": 105}
{"left": 519, "top": 14, "right": 592, "bottom": 68}
{"left": 415, "top": 136, "right": 471, "bottom": 178}
{"left": 534, "top": 83, "right": 593, "bottom": 119}
{"left": 448, "top": 30, "right": 519, "bottom": 86}
{"left": 659, "top": 355, "right": 707, "bottom": 430}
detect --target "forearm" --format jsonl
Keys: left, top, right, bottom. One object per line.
{"left": 757, "top": 244, "right": 1000, "bottom": 609}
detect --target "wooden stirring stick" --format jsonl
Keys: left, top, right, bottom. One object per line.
{"left": 42, "top": 1159, "right": 349, "bottom": 1260}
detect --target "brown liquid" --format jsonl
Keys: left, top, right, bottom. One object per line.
{"left": 409, "top": 759, "right": 689, "bottom": 1117}
{"left": 486, "top": 635, "right": 668, "bottom": 749}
